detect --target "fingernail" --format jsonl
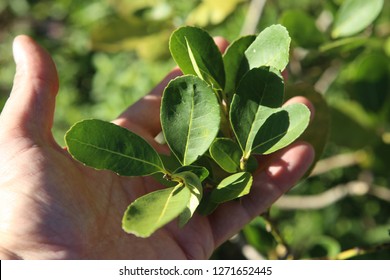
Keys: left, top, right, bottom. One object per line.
{"left": 12, "top": 36, "right": 25, "bottom": 66}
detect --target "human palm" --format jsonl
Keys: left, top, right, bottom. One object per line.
{"left": 0, "top": 36, "right": 314, "bottom": 259}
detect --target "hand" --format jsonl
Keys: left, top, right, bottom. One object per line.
{"left": 0, "top": 36, "right": 314, "bottom": 259}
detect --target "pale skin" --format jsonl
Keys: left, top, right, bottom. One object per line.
{"left": 0, "top": 36, "right": 315, "bottom": 259}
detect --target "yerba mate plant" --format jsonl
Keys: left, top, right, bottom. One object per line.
{"left": 65, "top": 25, "right": 310, "bottom": 237}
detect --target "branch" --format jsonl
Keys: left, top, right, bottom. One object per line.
{"left": 314, "top": 61, "right": 341, "bottom": 94}
{"left": 274, "top": 181, "right": 390, "bottom": 210}
{"left": 309, "top": 151, "right": 365, "bottom": 177}
{"left": 332, "top": 243, "right": 390, "bottom": 260}
{"left": 240, "top": 0, "right": 267, "bottom": 36}
{"left": 260, "top": 211, "right": 293, "bottom": 259}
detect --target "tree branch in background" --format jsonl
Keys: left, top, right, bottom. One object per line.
{"left": 261, "top": 211, "right": 293, "bottom": 259}
{"left": 240, "top": 0, "right": 267, "bottom": 35}
{"left": 309, "top": 151, "right": 365, "bottom": 177}
{"left": 332, "top": 243, "right": 390, "bottom": 260}
{"left": 274, "top": 180, "right": 390, "bottom": 210}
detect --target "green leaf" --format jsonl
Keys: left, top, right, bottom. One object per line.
{"left": 171, "top": 171, "right": 203, "bottom": 227}
{"left": 280, "top": 10, "right": 325, "bottom": 48}
{"left": 329, "top": 104, "right": 378, "bottom": 150}
{"left": 174, "top": 166, "right": 209, "bottom": 182}
{"left": 223, "top": 35, "right": 256, "bottom": 97}
{"left": 90, "top": 15, "right": 172, "bottom": 60}
{"left": 186, "top": 0, "right": 245, "bottom": 27}
{"left": 194, "top": 155, "right": 231, "bottom": 184}
{"left": 161, "top": 75, "right": 221, "bottom": 166}
{"left": 319, "top": 36, "right": 368, "bottom": 53}
{"left": 230, "top": 67, "right": 284, "bottom": 156}
{"left": 244, "top": 24, "right": 291, "bottom": 71}
{"left": 332, "top": 0, "right": 384, "bottom": 38}
{"left": 122, "top": 185, "right": 191, "bottom": 237}
{"left": 65, "top": 119, "right": 165, "bottom": 176}
{"left": 169, "top": 26, "right": 225, "bottom": 89}
{"left": 209, "top": 138, "right": 242, "bottom": 173}
{"left": 209, "top": 172, "right": 253, "bottom": 203}
{"left": 252, "top": 103, "right": 311, "bottom": 155}
{"left": 197, "top": 196, "right": 219, "bottom": 216}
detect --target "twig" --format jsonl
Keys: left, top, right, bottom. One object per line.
{"left": 370, "top": 186, "right": 390, "bottom": 202}
{"left": 314, "top": 61, "right": 341, "bottom": 94}
{"left": 309, "top": 151, "right": 365, "bottom": 177}
{"left": 261, "top": 211, "right": 293, "bottom": 259}
{"left": 242, "top": 244, "right": 266, "bottom": 260}
{"left": 332, "top": 243, "right": 390, "bottom": 260}
{"left": 240, "top": 0, "right": 267, "bottom": 36}
{"left": 274, "top": 181, "right": 390, "bottom": 210}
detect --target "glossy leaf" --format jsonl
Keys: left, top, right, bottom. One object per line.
{"left": 230, "top": 67, "right": 284, "bottom": 156}
{"left": 244, "top": 24, "right": 291, "bottom": 71}
{"left": 209, "top": 138, "right": 242, "bottom": 173}
{"left": 171, "top": 171, "right": 203, "bottom": 227}
{"left": 161, "top": 75, "right": 220, "bottom": 166}
{"left": 209, "top": 172, "right": 253, "bottom": 203}
{"left": 223, "top": 35, "right": 256, "bottom": 97}
{"left": 65, "top": 119, "right": 165, "bottom": 176}
{"left": 332, "top": 0, "right": 384, "bottom": 38}
{"left": 169, "top": 26, "right": 225, "bottom": 89}
{"left": 252, "top": 103, "right": 311, "bottom": 155}
{"left": 122, "top": 185, "right": 191, "bottom": 237}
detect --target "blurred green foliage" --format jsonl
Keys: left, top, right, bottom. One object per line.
{"left": 0, "top": 0, "right": 389, "bottom": 259}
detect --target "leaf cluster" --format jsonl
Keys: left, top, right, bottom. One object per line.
{"left": 65, "top": 25, "right": 310, "bottom": 237}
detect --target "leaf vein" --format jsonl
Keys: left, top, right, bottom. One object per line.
{"left": 68, "top": 138, "right": 162, "bottom": 170}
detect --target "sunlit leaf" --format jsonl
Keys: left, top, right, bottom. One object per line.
{"left": 209, "top": 138, "right": 242, "bottom": 173}
{"left": 161, "top": 75, "right": 220, "bottom": 166}
{"left": 332, "top": 0, "right": 384, "bottom": 38}
{"left": 244, "top": 24, "right": 291, "bottom": 71}
{"left": 108, "top": 0, "right": 161, "bottom": 18}
{"left": 90, "top": 16, "right": 172, "bottom": 60}
{"left": 186, "top": 0, "right": 245, "bottom": 27}
{"left": 252, "top": 103, "right": 311, "bottom": 155}
{"left": 174, "top": 166, "right": 210, "bottom": 182}
{"left": 209, "top": 172, "right": 253, "bottom": 203}
{"left": 230, "top": 67, "right": 284, "bottom": 156}
{"left": 171, "top": 171, "right": 203, "bottom": 227}
{"left": 65, "top": 119, "right": 165, "bottom": 176}
{"left": 169, "top": 26, "right": 225, "bottom": 89}
{"left": 122, "top": 185, "right": 191, "bottom": 237}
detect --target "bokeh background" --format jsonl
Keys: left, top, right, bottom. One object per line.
{"left": 0, "top": 0, "right": 389, "bottom": 259}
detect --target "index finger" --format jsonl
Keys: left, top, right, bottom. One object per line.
{"left": 113, "top": 37, "right": 230, "bottom": 140}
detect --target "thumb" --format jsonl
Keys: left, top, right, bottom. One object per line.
{"left": 0, "top": 35, "right": 59, "bottom": 142}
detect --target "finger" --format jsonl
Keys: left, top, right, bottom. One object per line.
{"left": 113, "top": 37, "right": 230, "bottom": 138}
{"left": 209, "top": 141, "right": 315, "bottom": 247}
{"left": 213, "top": 36, "right": 230, "bottom": 54}
{"left": 113, "top": 68, "right": 182, "bottom": 138}
{"left": 254, "top": 95, "right": 315, "bottom": 170}
{"left": 283, "top": 95, "right": 315, "bottom": 121}
{"left": 0, "top": 35, "right": 59, "bottom": 143}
